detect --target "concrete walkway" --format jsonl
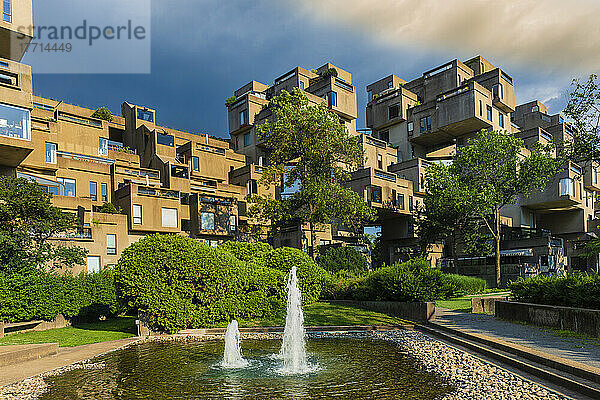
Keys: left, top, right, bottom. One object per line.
{"left": 434, "top": 308, "right": 600, "bottom": 368}
{"left": 0, "top": 337, "right": 140, "bottom": 387}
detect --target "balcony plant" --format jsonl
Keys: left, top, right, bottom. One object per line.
{"left": 91, "top": 107, "right": 114, "bottom": 122}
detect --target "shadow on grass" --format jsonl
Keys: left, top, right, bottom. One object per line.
{"left": 72, "top": 316, "right": 137, "bottom": 335}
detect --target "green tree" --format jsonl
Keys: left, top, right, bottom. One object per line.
{"left": 0, "top": 177, "right": 86, "bottom": 272}
{"left": 248, "top": 88, "right": 376, "bottom": 258}
{"left": 563, "top": 74, "right": 600, "bottom": 162}
{"left": 451, "top": 130, "right": 559, "bottom": 287}
{"left": 91, "top": 107, "right": 113, "bottom": 122}
{"left": 416, "top": 162, "right": 485, "bottom": 273}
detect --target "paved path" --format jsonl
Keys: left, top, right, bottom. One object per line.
{"left": 0, "top": 337, "right": 140, "bottom": 387}
{"left": 434, "top": 308, "right": 600, "bottom": 368}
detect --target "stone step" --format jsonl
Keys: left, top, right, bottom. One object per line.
{"left": 0, "top": 343, "right": 59, "bottom": 367}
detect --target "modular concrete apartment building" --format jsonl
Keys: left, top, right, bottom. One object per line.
{"left": 1, "top": 0, "right": 597, "bottom": 282}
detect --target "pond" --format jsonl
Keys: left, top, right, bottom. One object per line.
{"left": 40, "top": 337, "right": 452, "bottom": 400}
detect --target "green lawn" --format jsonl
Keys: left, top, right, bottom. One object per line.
{"left": 0, "top": 316, "right": 137, "bottom": 347}
{"left": 435, "top": 297, "right": 472, "bottom": 312}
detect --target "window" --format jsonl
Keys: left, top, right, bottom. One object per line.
{"left": 247, "top": 179, "right": 258, "bottom": 194}
{"left": 559, "top": 178, "right": 574, "bottom": 196}
{"left": 106, "top": 234, "right": 117, "bottom": 255}
{"left": 328, "top": 91, "right": 337, "bottom": 107}
{"left": 479, "top": 100, "right": 483, "bottom": 116}
{"left": 57, "top": 177, "right": 76, "bottom": 197}
{"left": 201, "top": 212, "right": 215, "bottom": 230}
{"left": 45, "top": 142, "right": 56, "bottom": 164}
{"left": 229, "top": 215, "right": 237, "bottom": 231}
{"left": 559, "top": 116, "right": 564, "bottom": 124}
{"left": 420, "top": 116, "right": 431, "bottom": 133}
{"left": 409, "top": 196, "right": 414, "bottom": 211}
{"left": 377, "top": 154, "right": 383, "bottom": 169}
{"left": 161, "top": 207, "right": 178, "bottom": 228}
{"left": 486, "top": 106, "right": 493, "bottom": 122}
{"left": 407, "top": 121, "right": 414, "bottom": 135}
{"left": 191, "top": 156, "right": 199, "bottom": 172}
{"left": 379, "top": 130, "right": 389, "bottom": 142}
{"left": 371, "top": 185, "right": 382, "bottom": 203}
{"left": 171, "top": 165, "right": 189, "bottom": 179}
{"left": 86, "top": 256, "right": 100, "bottom": 274}
{"left": 90, "top": 181, "right": 97, "bottom": 201}
{"left": 457, "top": 74, "right": 462, "bottom": 85}
{"left": 98, "top": 137, "right": 108, "bottom": 156}
{"left": 367, "top": 90, "right": 373, "bottom": 102}
{"left": 391, "top": 189, "right": 397, "bottom": 207}
{"left": 492, "top": 83, "right": 503, "bottom": 99}
{"left": 132, "top": 204, "right": 142, "bottom": 224}
{"left": 156, "top": 132, "right": 174, "bottom": 147}
{"left": 299, "top": 81, "right": 304, "bottom": 90}
{"left": 388, "top": 81, "right": 393, "bottom": 89}
{"left": 388, "top": 104, "right": 399, "bottom": 120}
{"left": 101, "top": 183, "right": 108, "bottom": 202}
{"left": 137, "top": 108, "right": 154, "bottom": 122}
{"left": 244, "top": 133, "right": 251, "bottom": 147}
{"left": 499, "top": 113, "right": 505, "bottom": 128}
{"left": 258, "top": 156, "right": 264, "bottom": 166}
{"left": 593, "top": 169, "right": 598, "bottom": 185}
{"left": 398, "top": 194, "right": 405, "bottom": 210}
{"left": 0, "top": 103, "right": 30, "bottom": 140}
{"left": 531, "top": 105, "right": 539, "bottom": 113}
{"left": 239, "top": 109, "right": 248, "bottom": 126}
{"left": 234, "top": 136, "right": 239, "bottom": 150}
{"left": 3, "top": 0, "right": 11, "bottom": 23}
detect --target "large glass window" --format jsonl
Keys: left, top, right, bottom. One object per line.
{"left": 86, "top": 256, "right": 100, "bottom": 274}
{"left": 388, "top": 104, "right": 399, "bottom": 120}
{"left": 98, "top": 137, "right": 108, "bottom": 156}
{"left": 191, "top": 156, "right": 199, "bottom": 172}
{"left": 106, "top": 234, "right": 117, "bottom": 255}
{"left": 156, "top": 132, "right": 174, "bottom": 147}
{"left": 137, "top": 108, "right": 154, "bottom": 122}
{"left": 559, "top": 178, "right": 574, "bottom": 196}
{"left": 132, "top": 204, "right": 142, "bottom": 224}
{"left": 371, "top": 185, "right": 382, "bottom": 203}
{"left": 244, "top": 133, "right": 251, "bottom": 147}
{"left": 499, "top": 113, "right": 505, "bottom": 128}
{"left": 229, "top": 215, "right": 237, "bottom": 231}
{"left": 171, "top": 165, "right": 189, "bottom": 179}
{"left": 492, "top": 83, "right": 503, "bottom": 99}
{"left": 201, "top": 212, "right": 215, "bottom": 230}
{"left": 101, "top": 183, "right": 108, "bottom": 202}
{"left": 239, "top": 109, "right": 248, "bottom": 126}
{"left": 161, "top": 207, "right": 178, "bottom": 228}
{"left": 0, "top": 103, "right": 30, "bottom": 140}
{"left": 3, "top": 0, "right": 11, "bottom": 23}
{"left": 486, "top": 106, "right": 493, "bottom": 122}
{"left": 420, "top": 116, "right": 431, "bottom": 133}
{"left": 90, "top": 181, "right": 97, "bottom": 201}
{"left": 57, "top": 177, "right": 76, "bottom": 197}
{"left": 328, "top": 91, "right": 337, "bottom": 107}
{"left": 45, "top": 142, "right": 57, "bottom": 164}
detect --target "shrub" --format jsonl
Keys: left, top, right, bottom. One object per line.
{"left": 0, "top": 268, "right": 120, "bottom": 323}
{"left": 225, "top": 96, "right": 237, "bottom": 107}
{"left": 97, "top": 202, "right": 122, "bottom": 214}
{"left": 218, "top": 241, "right": 273, "bottom": 262}
{"left": 510, "top": 273, "right": 600, "bottom": 309}
{"left": 316, "top": 246, "right": 368, "bottom": 274}
{"left": 443, "top": 274, "right": 487, "bottom": 296}
{"left": 91, "top": 107, "right": 113, "bottom": 122}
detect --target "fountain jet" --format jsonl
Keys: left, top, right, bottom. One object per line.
{"left": 221, "top": 320, "right": 249, "bottom": 368}
{"left": 279, "top": 266, "right": 310, "bottom": 374}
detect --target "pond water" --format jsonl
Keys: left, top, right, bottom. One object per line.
{"left": 40, "top": 337, "right": 452, "bottom": 400}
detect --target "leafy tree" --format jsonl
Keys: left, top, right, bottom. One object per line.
{"left": 98, "top": 202, "right": 122, "bottom": 214}
{"left": 451, "top": 130, "right": 559, "bottom": 287}
{"left": 0, "top": 177, "right": 86, "bottom": 273}
{"left": 248, "top": 88, "right": 376, "bottom": 257}
{"left": 563, "top": 74, "right": 600, "bottom": 162}
{"left": 416, "top": 162, "right": 486, "bottom": 273}
{"left": 91, "top": 107, "right": 113, "bottom": 122}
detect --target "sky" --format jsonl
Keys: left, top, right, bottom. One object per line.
{"left": 28, "top": 0, "right": 600, "bottom": 139}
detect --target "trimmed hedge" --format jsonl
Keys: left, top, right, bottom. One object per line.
{"left": 0, "top": 268, "right": 120, "bottom": 323}
{"left": 316, "top": 246, "right": 368, "bottom": 274}
{"left": 115, "top": 235, "right": 331, "bottom": 333}
{"left": 510, "top": 273, "right": 600, "bottom": 309}
{"left": 444, "top": 274, "right": 487, "bottom": 296}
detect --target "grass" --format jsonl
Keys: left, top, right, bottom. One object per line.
{"left": 0, "top": 316, "right": 137, "bottom": 348}
{"left": 219, "top": 302, "right": 407, "bottom": 328}
{"left": 435, "top": 297, "right": 472, "bottom": 312}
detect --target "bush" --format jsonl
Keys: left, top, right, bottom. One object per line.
{"left": 510, "top": 273, "right": 600, "bottom": 309}
{"left": 91, "top": 107, "right": 113, "bottom": 122}
{"left": 218, "top": 241, "right": 272, "bottom": 262}
{"left": 316, "top": 246, "right": 368, "bottom": 274}
{"left": 97, "top": 202, "right": 122, "bottom": 214}
{"left": 225, "top": 96, "right": 237, "bottom": 107}
{"left": 0, "top": 268, "right": 120, "bottom": 323}
{"left": 443, "top": 274, "right": 487, "bottom": 296}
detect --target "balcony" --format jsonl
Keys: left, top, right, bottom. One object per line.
{"left": 583, "top": 163, "right": 600, "bottom": 192}
{"left": 366, "top": 87, "right": 418, "bottom": 130}
{"left": 521, "top": 162, "right": 585, "bottom": 211}
{"left": 472, "top": 68, "right": 516, "bottom": 113}
{"left": 0, "top": 103, "right": 33, "bottom": 167}
{"left": 306, "top": 76, "right": 357, "bottom": 120}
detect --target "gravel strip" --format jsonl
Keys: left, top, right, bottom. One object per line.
{"left": 373, "top": 330, "right": 569, "bottom": 400}
{"left": 0, "top": 331, "right": 572, "bottom": 400}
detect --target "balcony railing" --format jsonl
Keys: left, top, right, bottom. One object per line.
{"left": 138, "top": 186, "right": 179, "bottom": 198}
{"left": 56, "top": 151, "right": 115, "bottom": 165}
{"left": 335, "top": 78, "right": 354, "bottom": 92}
{"left": 374, "top": 170, "right": 396, "bottom": 182}
{"left": 58, "top": 112, "right": 103, "bottom": 128}
{"left": 501, "top": 226, "right": 551, "bottom": 241}
{"left": 51, "top": 228, "right": 92, "bottom": 240}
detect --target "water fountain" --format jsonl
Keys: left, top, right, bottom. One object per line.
{"left": 221, "top": 319, "right": 249, "bottom": 368}
{"left": 278, "top": 266, "right": 310, "bottom": 374}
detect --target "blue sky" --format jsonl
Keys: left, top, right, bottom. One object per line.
{"left": 28, "top": 0, "right": 598, "bottom": 139}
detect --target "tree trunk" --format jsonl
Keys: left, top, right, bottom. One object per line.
{"left": 495, "top": 209, "right": 502, "bottom": 288}
{"left": 452, "top": 230, "right": 458, "bottom": 274}
{"left": 308, "top": 220, "right": 316, "bottom": 259}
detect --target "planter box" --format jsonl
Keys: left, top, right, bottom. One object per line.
{"left": 329, "top": 300, "right": 435, "bottom": 322}
{"left": 0, "top": 314, "right": 70, "bottom": 338}
{"left": 471, "top": 296, "right": 509, "bottom": 314}
{"left": 495, "top": 301, "right": 600, "bottom": 338}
